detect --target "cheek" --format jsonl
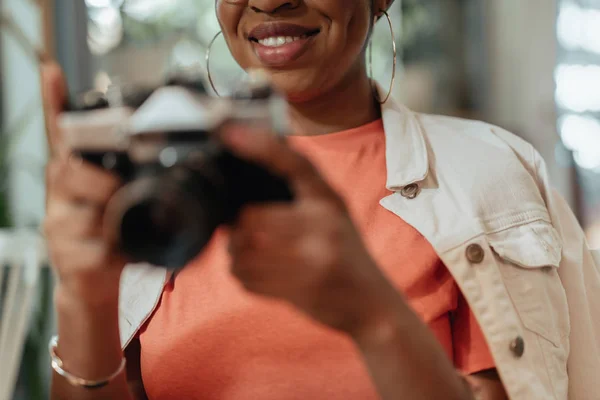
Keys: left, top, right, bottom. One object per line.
{"left": 326, "top": 2, "right": 372, "bottom": 65}
{"left": 216, "top": 0, "right": 242, "bottom": 35}
{"left": 215, "top": 0, "right": 252, "bottom": 67}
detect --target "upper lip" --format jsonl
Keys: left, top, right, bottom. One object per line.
{"left": 247, "top": 22, "right": 320, "bottom": 41}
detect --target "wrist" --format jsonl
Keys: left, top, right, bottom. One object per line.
{"left": 350, "top": 308, "right": 405, "bottom": 350}
{"left": 55, "top": 274, "right": 121, "bottom": 310}
{"left": 345, "top": 279, "right": 410, "bottom": 345}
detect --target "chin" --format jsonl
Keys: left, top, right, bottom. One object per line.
{"left": 266, "top": 70, "right": 329, "bottom": 104}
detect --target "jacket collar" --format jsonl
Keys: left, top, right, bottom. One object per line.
{"left": 378, "top": 84, "right": 430, "bottom": 191}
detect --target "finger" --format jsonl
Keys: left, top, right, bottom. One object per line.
{"left": 231, "top": 225, "right": 337, "bottom": 270}
{"left": 234, "top": 270, "right": 293, "bottom": 299}
{"left": 54, "top": 159, "right": 122, "bottom": 205}
{"left": 234, "top": 200, "right": 346, "bottom": 244}
{"left": 45, "top": 200, "right": 104, "bottom": 238}
{"left": 236, "top": 204, "right": 303, "bottom": 233}
{"left": 46, "top": 236, "right": 122, "bottom": 277}
{"left": 220, "top": 126, "right": 334, "bottom": 195}
{"left": 41, "top": 62, "right": 68, "bottom": 156}
{"left": 46, "top": 159, "right": 63, "bottom": 201}
{"left": 229, "top": 204, "right": 307, "bottom": 259}
{"left": 229, "top": 243, "right": 325, "bottom": 300}
{"left": 41, "top": 62, "right": 67, "bottom": 114}
{"left": 46, "top": 153, "right": 74, "bottom": 191}
{"left": 228, "top": 245, "right": 290, "bottom": 290}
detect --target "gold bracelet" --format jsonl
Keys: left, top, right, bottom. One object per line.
{"left": 48, "top": 335, "right": 126, "bottom": 389}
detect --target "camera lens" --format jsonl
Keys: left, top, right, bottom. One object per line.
{"left": 107, "top": 175, "right": 222, "bottom": 269}
{"left": 119, "top": 198, "right": 199, "bottom": 269}
{"left": 104, "top": 148, "right": 292, "bottom": 268}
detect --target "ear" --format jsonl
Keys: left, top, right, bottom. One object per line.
{"left": 374, "top": 0, "right": 395, "bottom": 19}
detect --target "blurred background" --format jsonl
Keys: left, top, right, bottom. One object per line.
{"left": 1, "top": 0, "right": 599, "bottom": 398}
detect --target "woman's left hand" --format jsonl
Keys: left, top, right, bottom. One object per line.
{"left": 221, "top": 127, "right": 402, "bottom": 338}
{"left": 221, "top": 128, "right": 485, "bottom": 400}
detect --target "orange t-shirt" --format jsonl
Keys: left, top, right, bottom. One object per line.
{"left": 139, "top": 120, "right": 495, "bottom": 399}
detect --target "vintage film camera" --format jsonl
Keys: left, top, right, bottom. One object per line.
{"left": 59, "top": 71, "right": 294, "bottom": 269}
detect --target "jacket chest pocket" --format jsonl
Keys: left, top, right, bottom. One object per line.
{"left": 485, "top": 220, "right": 570, "bottom": 348}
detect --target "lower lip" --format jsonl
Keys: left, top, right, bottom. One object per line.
{"left": 251, "top": 35, "right": 317, "bottom": 67}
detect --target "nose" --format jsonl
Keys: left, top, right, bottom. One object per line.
{"left": 248, "top": 0, "right": 300, "bottom": 14}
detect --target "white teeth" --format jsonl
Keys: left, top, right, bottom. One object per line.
{"left": 258, "top": 36, "right": 303, "bottom": 47}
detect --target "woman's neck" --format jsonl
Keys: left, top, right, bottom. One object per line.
{"left": 286, "top": 71, "right": 381, "bottom": 136}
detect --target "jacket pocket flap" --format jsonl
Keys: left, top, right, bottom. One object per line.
{"left": 486, "top": 221, "right": 562, "bottom": 269}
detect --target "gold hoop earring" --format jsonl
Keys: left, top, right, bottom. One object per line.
{"left": 368, "top": 10, "right": 397, "bottom": 104}
{"left": 206, "top": 31, "right": 223, "bottom": 97}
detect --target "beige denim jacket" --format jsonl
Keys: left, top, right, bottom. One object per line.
{"left": 118, "top": 95, "right": 600, "bottom": 400}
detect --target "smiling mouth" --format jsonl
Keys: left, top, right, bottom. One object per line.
{"left": 247, "top": 23, "right": 321, "bottom": 66}
{"left": 249, "top": 30, "right": 320, "bottom": 48}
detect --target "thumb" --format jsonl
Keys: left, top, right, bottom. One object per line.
{"left": 41, "top": 61, "right": 68, "bottom": 157}
{"left": 219, "top": 126, "right": 340, "bottom": 201}
{"left": 220, "top": 126, "right": 315, "bottom": 183}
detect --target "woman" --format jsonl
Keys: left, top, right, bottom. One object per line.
{"left": 44, "top": 1, "right": 600, "bottom": 399}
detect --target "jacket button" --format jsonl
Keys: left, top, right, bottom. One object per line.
{"left": 510, "top": 336, "right": 525, "bottom": 358}
{"left": 466, "top": 244, "right": 485, "bottom": 264}
{"left": 401, "top": 184, "right": 421, "bottom": 199}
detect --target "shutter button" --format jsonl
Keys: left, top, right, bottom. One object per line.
{"left": 401, "top": 184, "right": 421, "bottom": 199}
{"left": 510, "top": 336, "right": 525, "bottom": 358}
{"left": 466, "top": 244, "right": 485, "bottom": 264}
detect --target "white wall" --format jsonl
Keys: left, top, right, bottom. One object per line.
{"left": 485, "top": 0, "right": 574, "bottom": 206}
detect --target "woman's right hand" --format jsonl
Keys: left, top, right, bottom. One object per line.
{"left": 42, "top": 62, "right": 127, "bottom": 306}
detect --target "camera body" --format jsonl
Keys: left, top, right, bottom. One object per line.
{"left": 59, "top": 73, "right": 293, "bottom": 269}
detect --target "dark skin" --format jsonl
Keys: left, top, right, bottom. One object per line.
{"left": 45, "top": 0, "right": 508, "bottom": 399}
{"left": 218, "top": 0, "right": 380, "bottom": 134}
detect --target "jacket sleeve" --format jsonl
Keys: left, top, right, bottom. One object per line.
{"left": 533, "top": 149, "right": 600, "bottom": 392}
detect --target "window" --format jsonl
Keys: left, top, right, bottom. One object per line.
{"left": 555, "top": 0, "right": 600, "bottom": 246}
